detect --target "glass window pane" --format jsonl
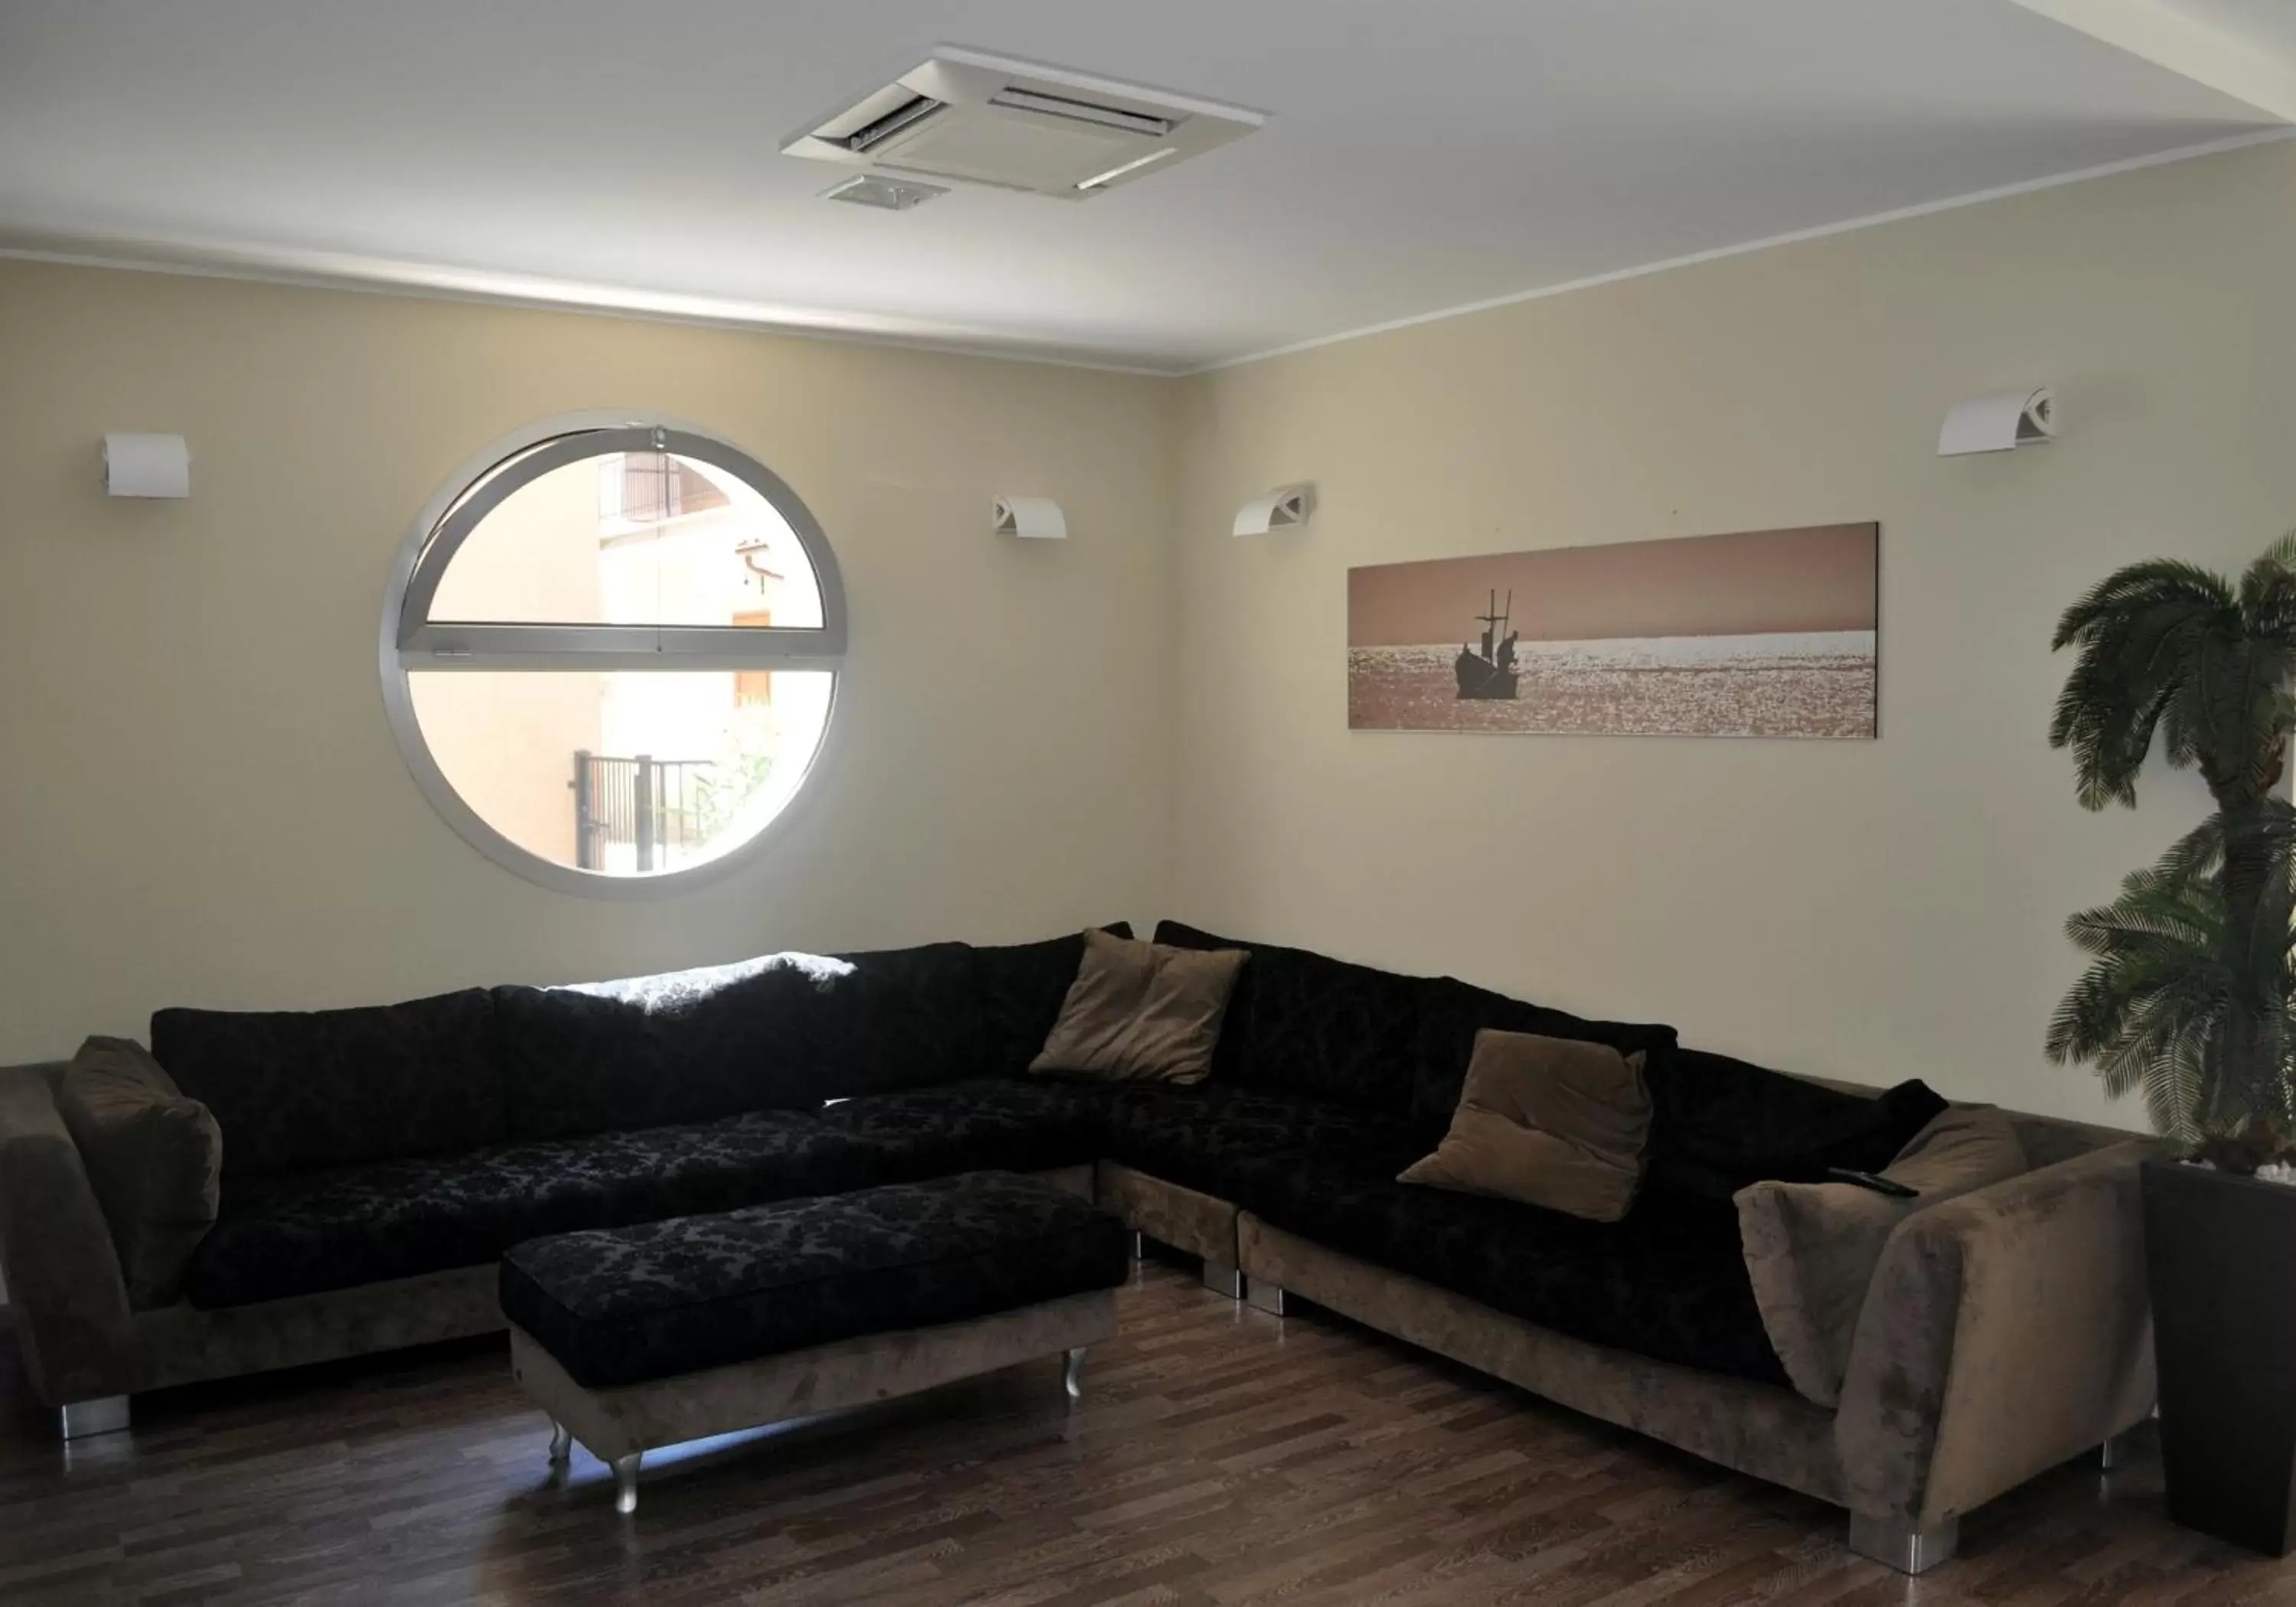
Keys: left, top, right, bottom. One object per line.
{"left": 406, "top": 668, "right": 832, "bottom": 875}
{"left": 425, "top": 451, "right": 824, "bottom": 630}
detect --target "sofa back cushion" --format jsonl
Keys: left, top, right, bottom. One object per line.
{"left": 974, "top": 924, "right": 1133, "bottom": 1077}
{"left": 1153, "top": 921, "right": 1425, "bottom": 1113}
{"left": 1412, "top": 976, "right": 1679, "bottom": 1126}
{"left": 152, "top": 988, "right": 501, "bottom": 1178}
{"left": 794, "top": 940, "right": 984, "bottom": 1098}
{"left": 1643, "top": 1047, "right": 1948, "bottom": 1200}
{"left": 494, "top": 954, "right": 837, "bottom": 1142}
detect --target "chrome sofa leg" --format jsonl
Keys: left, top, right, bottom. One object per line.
{"left": 1064, "top": 1346, "right": 1087, "bottom": 1400}
{"left": 2099, "top": 1433, "right": 2124, "bottom": 1471}
{"left": 58, "top": 1396, "right": 129, "bottom": 1440}
{"left": 1129, "top": 1231, "right": 1144, "bottom": 1262}
{"left": 547, "top": 1419, "right": 572, "bottom": 1465}
{"left": 612, "top": 1451, "right": 643, "bottom": 1515}
{"left": 1245, "top": 1278, "right": 1287, "bottom": 1317}
{"left": 1847, "top": 1513, "right": 1958, "bottom": 1575}
{"left": 1201, "top": 1257, "right": 1241, "bottom": 1299}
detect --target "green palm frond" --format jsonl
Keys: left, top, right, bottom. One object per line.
{"left": 2050, "top": 537, "right": 2296, "bottom": 1149}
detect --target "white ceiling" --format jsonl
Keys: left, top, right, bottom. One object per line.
{"left": 0, "top": 0, "right": 2288, "bottom": 373}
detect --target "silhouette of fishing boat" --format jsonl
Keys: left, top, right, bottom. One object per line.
{"left": 1455, "top": 588, "right": 1521, "bottom": 700}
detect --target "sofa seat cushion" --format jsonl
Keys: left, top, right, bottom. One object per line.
{"left": 807, "top": 1077, "right": 1119, "bottom": 1180}
{"left": 498, "top": 1171, "right": 1132, "bottom": 1389}
{"left": 1240, "top": 1156, "right": 1791, "bottom": 1386}
{"left": 152, "top": 988, "right": 503, "bottom": 1178}
{"left": 185, "top": 1110, "right": 881, "bottom": 1309}
{"left": 1101, "top": 1084, "right": 1438, "bottom": 1205}
{"left": 1153, "top": 922, "right": 1428, "bottom": 1114}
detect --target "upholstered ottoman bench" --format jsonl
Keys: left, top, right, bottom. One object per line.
{"left": 499, "top": 1170, "right": 1129, "bottom": 1514}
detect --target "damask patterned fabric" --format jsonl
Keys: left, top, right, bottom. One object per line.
{"left": 498, "top": 1170, "right": 1130, "bottom": 1388}
{"left": 973, "top": 925, "right": 1131, "bottom": 1078}
{"left": 808, "top": 1078, "right": 1116, "bottom": 1182}
{"left": 1642, "top": 1048, "right": 1948, "bottom": 1200}
{"left": 1098, "top": 1082, "right": 1437, "bottom": 1203}
{"left": 1152, "top": 921, "right": 1429, "bottom": 1113}
{"left": 494, "top": 954, "right": 844, "bottom": 1142}
{"left": 1239, "top": 1150, "right": 1793, "bottom": 1386}
{"left": 152, "top": 989, "right": 503, "bottom": 1178}
{"left": 1411, "top": 976, "right": 1681, "bottom": 1126}
{"left": 186, "top": 1108, "right": 881, "bottom": 1309}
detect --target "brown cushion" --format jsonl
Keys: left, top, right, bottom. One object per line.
{"left": 1736, "top": 1105, "right": 2029, "bottom": 1406}
{"left": 57, "top": 1036, "right": 223, "bottom": 1309}
{"left": 1396, "top": 1029, "right": 1652, "bottom": 1222}
{"left": 1029, "top": 931, "right": 1247, "bottom": 1084}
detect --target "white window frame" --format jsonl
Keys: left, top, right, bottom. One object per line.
{"left": 378, "top": 411, "right": 846, "bottom": 898}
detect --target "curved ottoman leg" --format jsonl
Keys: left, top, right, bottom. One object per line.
{"left": 613, "top": 1452, "right": 643, "bottom": 1515}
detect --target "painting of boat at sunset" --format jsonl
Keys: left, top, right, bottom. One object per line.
{"left": 1348, "top": 523, "right": 1877, "bottom": 738}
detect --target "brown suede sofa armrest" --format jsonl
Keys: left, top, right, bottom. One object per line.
{"left": 0, "top": 1062, "right": 137, "bottom": 1406}
{"left": 1833, "top": 1139, "right": 2157, "bottom": 1528}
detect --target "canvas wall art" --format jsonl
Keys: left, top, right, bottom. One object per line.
{"left": 1348, "top": 523, "right": 1878, "bottom": 738}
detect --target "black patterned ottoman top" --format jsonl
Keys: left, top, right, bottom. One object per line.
{"left": 499, "top": 1170, "right": 1129, "bottom": 1389}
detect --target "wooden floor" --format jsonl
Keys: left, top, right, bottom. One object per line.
{"left": 1, "top": 1258, "right": 2289, "bottom": 1605}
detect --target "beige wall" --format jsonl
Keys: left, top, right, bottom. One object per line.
{"left": 7, "top": 139, "right": 2294, "bottom": 1130}
{"left": 1169, "top": 140, "right": 2296, "bottom": 1129}
{"left": 0, "top": 263, "right": 1175, "bottom": 1060}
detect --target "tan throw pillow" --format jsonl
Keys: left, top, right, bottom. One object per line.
{"left": 1030, "top": 930, "right": 1247, "bottom": 1084}
{"left": 58, "top": 1036, "right": 223, "bottom": 1309}
{"left": 1397, "top": 1029, "right": 1652, "bottom": 1222}
{"left": 1736, "top": 1105, "right": 2028, "bottom": 1407}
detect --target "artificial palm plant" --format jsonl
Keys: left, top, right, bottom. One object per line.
{"left": 2044, "top": 537, "right": 2296, "bottom": 1159}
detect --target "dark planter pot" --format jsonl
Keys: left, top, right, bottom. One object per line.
{"left": 2144, "top": 1156, "right": 2296, "bottom": 1556}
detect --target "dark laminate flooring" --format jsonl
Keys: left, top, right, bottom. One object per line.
{"left": 0, "top": 1258, "right": 2287, "bottom": 1605}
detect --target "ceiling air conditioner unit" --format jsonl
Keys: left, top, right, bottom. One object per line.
{"left": 784, "top": 46, "right": 1264, "bottom": 200}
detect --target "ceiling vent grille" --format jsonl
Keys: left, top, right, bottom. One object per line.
{"left": 784, "top": 46, "right": 1262, "bottom": 201}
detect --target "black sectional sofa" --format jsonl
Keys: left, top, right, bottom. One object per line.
{"left": 0, "top": 921, "right": 2157, "bottom": 1573}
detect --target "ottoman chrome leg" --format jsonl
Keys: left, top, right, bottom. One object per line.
{"left": 2099, "top": 1433, "right": 2125, "bottom": 1472}
{"left": 1201, "top": 1257, "right": 1242, "bottom": 1299}
{"left": 1129, "top": 1231, "right": 1144, "bottom": 1262}
{"left": 612, "top": 1452, "right": 642, "bottom": 1515}
{"left": 1245, "top": 1278, "right": 1287, "bottom": 1317}
{"left": 1064, "top": 1347, "right": 1087, "bottom": 1400}
{"left": 547, "top": 1419, "right": 572, "bottom": 1465}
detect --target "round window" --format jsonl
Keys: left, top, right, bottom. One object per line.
{"left": 380, "top": 417, "right": 844, "bottom": 895}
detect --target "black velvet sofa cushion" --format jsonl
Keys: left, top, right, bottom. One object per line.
{"left": 1099, "top": 1083, "right": 1436, "bottom": 1204}
{"left": 494, "top": 955, "right": 840, "bottom": 1143}
{"left": 498, "top": 1171, "right": 1131, "bottom": 1389}
{"left": 1411, "top": 976, "right": 1680, "bottom": 1126}
{"left": 152, "top": 989, "right": 502, "bottom": 1178}
{"left": 1236, "top": 1149, "right": 1792, "bottom": 1386}
{"left": 808, "top": 1077, "right": 1117, "bottom": 1180}
{"left": 186, "top": 1108, "right": 885, "bottom": 1309}
{"left": 792, "top": 941, "right": 987, "bottom": 1098}
{"left": 974, "top": 925, "right": 1132, "bottom": 1077}
{"left": 1642, "top": 1048, "right": 1949, "bottom": 1200}
{"left": 1153, "top": 921, "right": 1427, "bottom": 1113}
